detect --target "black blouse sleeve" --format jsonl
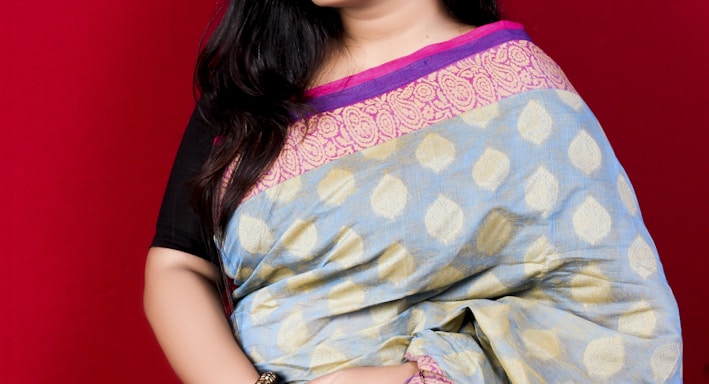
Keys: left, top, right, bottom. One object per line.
{"left": 151, "top": 105, "right": 214, "bottom": 261}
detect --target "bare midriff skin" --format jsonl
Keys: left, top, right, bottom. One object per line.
{"left": 144, "top": 1, "right": 474, "bottom": 383}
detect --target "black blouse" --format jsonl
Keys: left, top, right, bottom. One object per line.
{"left": 151, "top": 106, "right": 213, "bottom": 261}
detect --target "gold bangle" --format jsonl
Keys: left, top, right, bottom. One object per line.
{"left": 255, "top": 372, "right": 277, "bottom": 384}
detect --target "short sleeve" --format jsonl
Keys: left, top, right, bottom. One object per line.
{"left": 151, "top": 104, "right": 215, "bottom": 261}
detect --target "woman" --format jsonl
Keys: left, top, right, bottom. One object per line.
{"left": 144, "top": 0, "right": 682, "bottom": 383}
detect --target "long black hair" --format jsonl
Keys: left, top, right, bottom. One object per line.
{"left": 193, "top": 0, "right": 500, "bottom": 248}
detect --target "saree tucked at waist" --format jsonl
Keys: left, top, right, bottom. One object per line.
{"left": 219, "top": 21, "right": 682, "bottom": 383}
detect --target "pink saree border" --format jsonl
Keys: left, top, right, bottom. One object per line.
{"left": 404, "top": 354, "right": 455, "bottom": 384}
{"left": 243, "top": 38, "right": 576, "bottom": 201}
{"left": 306, "top": 21, "right": 524, "bottom": 99}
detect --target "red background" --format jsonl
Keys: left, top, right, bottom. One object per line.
{"left": 3, "top": 0, "right": 707, "bottom": 382}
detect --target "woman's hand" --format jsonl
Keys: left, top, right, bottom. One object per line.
{"left": 309, "top": 362, "right": 419, "bottom": 384}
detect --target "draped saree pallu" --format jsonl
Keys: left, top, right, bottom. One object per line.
{"left": 219, "top": 22, "right": 682, "bottom": 383}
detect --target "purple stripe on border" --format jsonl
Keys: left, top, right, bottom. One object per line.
{"left": 307, "top": 27, "right": 530, "bottom": 114}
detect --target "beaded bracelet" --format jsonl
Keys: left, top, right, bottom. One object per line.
{"left": 255, "top": 372, "right": 277, "bottom": 384}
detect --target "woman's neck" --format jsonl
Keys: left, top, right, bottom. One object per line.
{"left": 314, "top": 0, "right": 472, "bottom": 86}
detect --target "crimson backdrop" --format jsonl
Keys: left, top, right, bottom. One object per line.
{"left": 3, "top": 0, "right": 707, "bottom": 382}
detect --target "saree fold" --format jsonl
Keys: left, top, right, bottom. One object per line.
{"left": 219, "top": 22, "right": 682, "bottom": 383}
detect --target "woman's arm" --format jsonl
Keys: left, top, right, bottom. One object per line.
{"left": 309, "top": 363, "right": 420, "bottom": 384}
{"left": 143, "top": 246, "right": 260, "bottom": 384}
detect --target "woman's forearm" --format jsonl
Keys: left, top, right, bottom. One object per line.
{"left": 144, "top": 247, "right": 260, "bottom": 384}
{"left": 309, "top": 362, "right": 420, "bottom": 384}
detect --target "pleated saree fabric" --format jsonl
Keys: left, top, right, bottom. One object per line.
{"left": 219, "top": 21, "right": 682, "bottom": 383}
